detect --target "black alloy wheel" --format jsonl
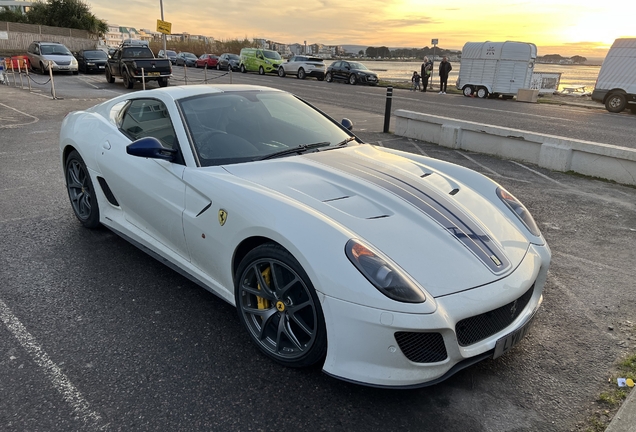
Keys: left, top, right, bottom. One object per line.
{"left": 65, "top": 150, "right": 100, "bottom": 229}
{"left": 240, "top": 64, "right": 246, "bottom": 73}
{"left": 235, "top": 243, "right": 327, "bottom": 368}
{"left": 106, "top": 68, "right": 115, "bottom": 83}
{"left": 122, "top": 70, "right": 134, "bottom": 89}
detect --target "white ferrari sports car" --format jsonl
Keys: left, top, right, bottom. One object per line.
{"left": 60, "top": 84, "right": 551, "bottom": 388}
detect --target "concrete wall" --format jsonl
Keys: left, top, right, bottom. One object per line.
{"left": 0, "top": 21, "right": 97, "bottom": 55}
{"left": 394, "top": 110, "right": 636, "bottom": 186}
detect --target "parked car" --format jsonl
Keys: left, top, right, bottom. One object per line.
{"left": 60, "top": 83, "right": 550, "bottom": 388}
{"left": 76, "top": 49, "right": 108, "bottom": 73}
{"left": 217, "top": 53, "right": 240, "bottom": 71}
{"left": 325, "top": 61, "right": 378, "bottom": 86}
{"left": 26, "top": 41, "right": 78, "bottom": 75}
{"left": 158, "top": 49, "right": 178, "bottom": 64}
{"left": 278, "top": 55, "right": 325, "bottom": 80}
{"left": 239, "top": 48, "right": 282, "bottom": 74}
{"left": 592, "top": 38, "right": 636, "bottom": 113}
{"left": 195, "top": 54, "right": 219, "bottom": 69}
{"left": 105, "top": 40, "right": 172, "bottom": 89}
{"left": 176, "top": 52, "right": 198, "bottom": 67}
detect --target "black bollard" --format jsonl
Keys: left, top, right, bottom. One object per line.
{"left": 383, "top": 86, "right": 393, "bottom": 133}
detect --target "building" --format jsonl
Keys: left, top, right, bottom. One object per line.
{"left": 0, "top": 0, "right": 35, "bottom": 14}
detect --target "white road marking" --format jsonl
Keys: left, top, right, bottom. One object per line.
{"left": 409, "top": 140, "right": 429, "bottom": 156}
{"left": 0, "top": 102, "right": 39, "bottom": 129}
{"left": 510, "top": 161, "right": 568, "bottom": 187}
{"left": 0, "top": 298, "right": 106, "bottom": 429}
{"left": 455, "top": 151, "right": 501, "bottom": 177}
{"left": 78, "top": 77, "right": 99, "bottom": 89}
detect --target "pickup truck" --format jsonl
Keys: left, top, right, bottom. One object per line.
{"left": 105, "top": 45, "right": 172, "bottom": 89}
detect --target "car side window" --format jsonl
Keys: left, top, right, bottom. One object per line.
{"left": 119, "top": 99, "right": 178, "bottom": 151}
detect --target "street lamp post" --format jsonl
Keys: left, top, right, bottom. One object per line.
{"left": 160, "top": 0, "right": 167, "bottom": 55}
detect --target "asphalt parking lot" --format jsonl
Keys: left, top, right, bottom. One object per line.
{"left": 1, "top": 77, "right": 635, "bottom": 431}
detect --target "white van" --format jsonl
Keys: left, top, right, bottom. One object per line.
{"left": 591, "top": 38, "right": 636, "bottom": 113}
{"left": 456, "top": 41, "right": 536, "bottom": 99}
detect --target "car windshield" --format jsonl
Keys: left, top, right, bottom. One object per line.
{"left": 263, "top": 51, "right": 281, "bottom": 60}
{"left": 308, "top": 57, "right": 324, "bottom": 63}
{"left": 84, "top": 50, "right": 108, "bottom": 59}
{"left": 183, "top": 53, "right": 197, "bottom": 59}
{"left": 122, "top": 48, "right": 154, "bottom": 58}
{"left": 167, "top": 50, "right": 176, "bottom": 56}
{"left": 228, "top": 54, "right": 239, "bottom": 60}
{"left": 41, "top": 45, "right": 71, "bottom": 56}
{"left": 348, "top": 62, "right": 369, "bottom": 70}
{"left": 178, "top": 91, "right": 354, "bottom": 167}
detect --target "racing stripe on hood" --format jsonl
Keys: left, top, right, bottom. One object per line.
{"left": 309, "top": 151, "right": 510, "bottom": 274}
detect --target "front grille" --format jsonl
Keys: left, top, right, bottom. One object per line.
{"left": 395, "top": 332, "right": 448, "bottom": 363}
{"left": 56, "top": 61, "right": 70, "bottom": 66}
{"left": 456, "top": 285, "right": 535, "bottom": 346}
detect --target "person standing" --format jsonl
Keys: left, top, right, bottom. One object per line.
{"left": 411, "top": 71, "right": 421, "bottom": 91}
{"left": 420, "top": 56, "right": 432, "bottom": 92}
{"left": 438, "top": 56, "right": 452, "bottom": 94}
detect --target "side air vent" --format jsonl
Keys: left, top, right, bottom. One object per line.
{"left": 394, "top": 332, "right": 448, "bottom": 363}
{"left": 97, "top": 177, "right": 119, "bottom": 206}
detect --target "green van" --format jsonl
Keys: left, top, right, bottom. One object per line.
{"left": 239, "top": 48, "right": 283, "bottom": 75}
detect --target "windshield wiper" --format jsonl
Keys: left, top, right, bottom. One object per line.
{"left": 258, "top": 142, "right": 330, "bottom": 160}
{"left": 258, "top": 137, "right": 356, "bottom": 161}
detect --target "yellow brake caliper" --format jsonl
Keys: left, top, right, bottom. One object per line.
{"left": 257, "top": 266, "right": 271, "bottom": 312}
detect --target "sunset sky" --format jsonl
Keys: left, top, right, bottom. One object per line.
{"left": 89, "top": 0, "right": 635, "bottom": 58}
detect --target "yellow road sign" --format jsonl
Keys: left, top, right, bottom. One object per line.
{"left": 156, "top": 19, "right": 172, "bottom": 35}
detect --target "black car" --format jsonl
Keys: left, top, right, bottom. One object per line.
{"left": 158, "top": 49, "right": 177, "bottom": 64}
{"left": 76, "top": 49, "right": 108, "bottom": 73}
{"left": 217, "top": 53, "right": 240, "bottom": 71}
{"left": 325, "top": 60, "right": 378, "bottom": 86}
{"left": 175, "top": 52, "right": 197, "bottom": 67}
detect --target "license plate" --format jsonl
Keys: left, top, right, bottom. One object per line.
{"left": 98, "top": 66, "right": 104, "bottom": 69}
{"left": 147, "top": 72, "right": 160, "bottom": 76}
{"left": 493, "top": 313, "right": 536, "bottom": 359}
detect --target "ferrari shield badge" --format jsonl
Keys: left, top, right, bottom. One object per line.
{"left": 218, "top": 209, "right": 228, "bottom": 226}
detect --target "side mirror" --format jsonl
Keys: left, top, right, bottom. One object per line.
{"left": 341, "top": 118, "right": 353, "bottom": 131}
{"left": 127, "top": 137, "right": 176, "bottom": 161}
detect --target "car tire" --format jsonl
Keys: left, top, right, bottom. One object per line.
{"left": 348, "top": 74, "right": 357, "bottom": 85}
{"left": 240, "top": 64, "right": 246, "bottom": 73}
{"left": 325, "top": 72, "right": 332, "bottom": 83}
{"left": 476, "top": 87, "right": 489, "bottom": 99}
{"left": 258, "top": 66, "right": 265, "bottom": 75}
{"left": 278, "top": 67, "right": 286, "bottom": 77}
{"left": 65, "top": 150, "right": 100, "bottom": 229}
{"left": 297, "top": 68, "right": 306, "bottom": 79}
{"left": 158, "top": 77, "right": 168, "bottom": 87}
{"left": 463, "top": 86, "right": 474, "bottom": 97}
{"left": 235, "top": 243, "right": 327, "bottom": 368}
{"left": 605, "top": 92, "right": 627, "bottom": 113}
{"left": 106, "top": 68, "right": 115, "bottom": 83}
{"left": 216, "top": 64, "right": 220, "bottom": 70}
{"left": 122, "top": 70, "right": 134, "bottom": 89}
{"left": 39, "top": 62, "right": 47, "bottom": 75}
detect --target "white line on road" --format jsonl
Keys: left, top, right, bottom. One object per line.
{"left": 455, "top": 151, "right": 501, "bottom": 177}
{"left": 409, "top": 140, "right": 429, "bottom": 156}
{"left": 0, "top": 102, "right": 39, "bottom": 129}
{"left": 0, "top": 298, "right": 106, "bottom": 430}
{"left": 510, "top": 161, "right": 568, "bottom": 187}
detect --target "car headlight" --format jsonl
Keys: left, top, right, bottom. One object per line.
{"left": 345, "top": 239, "right": 426, "bottom": 303}
{"left": 496, "top": 187, "right": 541, "bottom": 236}
{"left": 71, "top": 58, "right": 77, "bottom": 65}
{"left": 265, "top": 60, "right": 271, "bottom": 65}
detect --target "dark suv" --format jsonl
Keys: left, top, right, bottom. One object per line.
{"left": 26, "top": 41, "right": 78, "bottom": 74}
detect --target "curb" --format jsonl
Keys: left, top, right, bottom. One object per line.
{"left": 606, "top": 388, "right": 636, "bottom": 432}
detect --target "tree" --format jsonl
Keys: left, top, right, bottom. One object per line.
{"left": 26, "top": 0, "right": 108, "bottom": 35}
{"left": 571, "top": 55, "right": 587, "bottom": 64}
{"left": 0, "top": 8, "right": 29, "bottom": 23}
{"left": 358, "top": 50, "right": 364, "bottom": 56}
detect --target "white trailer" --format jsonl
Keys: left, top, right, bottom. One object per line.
{"left": 591, "top": 38, "right": 636, "bottom": 113}
{"left": 456, "top": 41, "right": 537, "bottom": 99}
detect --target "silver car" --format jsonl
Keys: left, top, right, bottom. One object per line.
{"left": 27, "top": 41, "right": 78, "bottom": 75}
{"left": 278, "top": 55, "right": 325, "bottom": 80}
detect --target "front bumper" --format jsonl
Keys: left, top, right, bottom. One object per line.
{"left": 320, "top": 243, "right": 550, "bottom": 387}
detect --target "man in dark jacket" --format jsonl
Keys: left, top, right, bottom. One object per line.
{"left": 420, "top": 56, "right": 433, "bottom": 92}
{"left": 438, "top": 56, "right": 452, "bottom": 94}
